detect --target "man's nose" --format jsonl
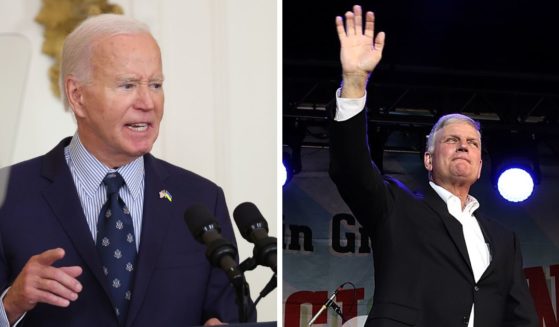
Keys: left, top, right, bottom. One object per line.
{"left": 457, "top": 140, "right": 469, "bottom": 152}
{"left": 135, "top": 85, "right": 155, "bottom": 110}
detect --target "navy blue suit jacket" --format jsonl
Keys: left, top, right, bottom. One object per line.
{"left": 0, "top": 138, "right": 240, "bottom": 326}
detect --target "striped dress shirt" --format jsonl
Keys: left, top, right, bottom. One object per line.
{"left": 65, "top": 134, "right": 145, "bottom": 249}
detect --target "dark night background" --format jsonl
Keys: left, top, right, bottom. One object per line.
{"left": 283, "top": 0, "right": 559, "bottom": 175}
{"left": 284, "top": 0, "right": 559, "bottom": 81}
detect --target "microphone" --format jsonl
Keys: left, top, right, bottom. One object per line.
{"left": 233, "top": 202, "right": 277, "bottom": 272}
{"left": 184, "top": 204, "right": 243, "bottom": 284}
{"left": 308, "top": 286, "right": 342, "bottom": 326}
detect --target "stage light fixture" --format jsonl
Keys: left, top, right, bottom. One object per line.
{"left": 282, "top": 151, "right": 295, "bottom": 186}
{"left": 496, "top": 167, "right": 535, "bottom": 202}
{"left": 489, "top": 132, "right": 540, "bottom": 203}
{"left": 281, "top": 161, "right": 289, "bottom": 186}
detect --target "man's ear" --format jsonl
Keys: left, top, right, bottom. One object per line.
{"left": 423, "top": 152, "right": 433, "bottom": 171}
{"left": 477, "top": 159, "right": 483, "bottom": 179}
{"left": 65, "top": 76, "right": 86, "bottom": 118}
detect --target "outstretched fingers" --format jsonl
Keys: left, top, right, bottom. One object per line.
{"left": 3, "top": 248, "right": 84, "bottom": 323}
{"left": 336, "top": 16, "right": 346, "bottom": 40}
{"left": 345, "top": 11, "right": 356, "bottom": 36}
{"left": 337, "top": 6, "right": 379, "bottom": 45}
{"left": 364, "top": 11, "right": 375, "bottom": 38}
{"left": 375, "top": 31, "right": 386, "bottom": 52}
{"left": 353, "top": 5, "right": 363, "bottom": 35}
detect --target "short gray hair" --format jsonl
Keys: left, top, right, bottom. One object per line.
{"left": 425, "top": 113, "right": 481, "bottom": 153}
{"left": 59, "top": 14, "right": 151, "bottom": 111}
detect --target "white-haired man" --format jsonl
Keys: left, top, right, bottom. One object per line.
{"left": 329, "top": 5, "right": 538, "bottom": 326}
{"left": 0, "top": 14, "right": 243, "bottom": 326}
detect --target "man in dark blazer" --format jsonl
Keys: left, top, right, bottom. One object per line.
{"left": 329, "top": 5, "right": 538, "bottom": 326}
{"left": 0, "top": 14, "right": 241, "bottom": 326}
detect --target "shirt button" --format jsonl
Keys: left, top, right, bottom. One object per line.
{"left": 474, "top": 285, "right": 480, "bottom": 291}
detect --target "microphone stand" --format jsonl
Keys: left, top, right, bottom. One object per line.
{"left": 204, "top": 236, "right": 251, "bottom": 322}
{"left": 308, "top": 284, "right": 347, "bottom": 326}
{"left": 230, "top": 274, "right": 252, "bottom": 323}
{"left": 239, "top": 256, "right": 277, "bottom": 320}
{"left": 255, "top": 273, "right": 276, "bottom": 306}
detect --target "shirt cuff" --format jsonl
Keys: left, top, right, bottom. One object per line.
{"left": 334, "top": 87, "right": 367, "bottom": 121}
{"left": 0, "top": 288, "right": 25, "bottom": 327}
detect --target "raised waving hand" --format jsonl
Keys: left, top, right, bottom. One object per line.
{"left": 336, "top": 5, "right": 385, "bottom": 98}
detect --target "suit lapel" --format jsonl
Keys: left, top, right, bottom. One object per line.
{"left": 126, "top": 154, "right": 173, "bottom": 327}
{"left": 475, "top": 213, "right": 496, "bottom": 280}
{"left": 422, "top": 186, "right": 474, "bottom": 280}
{"left": 41, "top": 138, "right": 113, "bottom": 301}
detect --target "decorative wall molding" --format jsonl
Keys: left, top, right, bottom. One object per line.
{"left": 35, "top": 0, "right": 123, "bottom": 99}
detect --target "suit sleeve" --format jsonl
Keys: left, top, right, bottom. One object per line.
{"left": 0, "top": 227, "right": 11, "bottom": 327}
{"left": 0, "top": 221, "right": 22, "bottom": 327}
{"left": 329, "top": 105, "right": 393, "bottom": 233}
{"left": 0, "top": 182, "right": 13, "bottom": 327}
{"left": 503, "top": 234, "right": 538, "bottom": 327}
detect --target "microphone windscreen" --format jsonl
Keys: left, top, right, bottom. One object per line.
{"left": 233, "top": 202, "right": 268, "bottom": 240}
{"left": 184, "top": 204, "right": 218, "bottom": 241}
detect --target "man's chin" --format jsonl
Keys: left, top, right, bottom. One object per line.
{"left": 125, "top": 143, "right": 154, "bottom": 158}
{"left": 451, "top": 175, "right": 478, "bottom": 187}
{"left": 131, "top": 147, "right": 152, "bottom": 157}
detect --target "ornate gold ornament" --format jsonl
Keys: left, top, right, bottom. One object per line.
{"left": 35, "top": 0, "right": 123, "bottom": 100}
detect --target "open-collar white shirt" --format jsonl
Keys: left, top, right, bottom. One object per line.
{"left": 430, "top": 181, "right": 490, "bottom": 327}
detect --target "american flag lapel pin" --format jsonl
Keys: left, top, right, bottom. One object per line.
{"left": 159, "top": 189, "right": 173, "bottom": 202}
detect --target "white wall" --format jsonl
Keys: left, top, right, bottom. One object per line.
{"left": 0, "top": 0, "right": 277, "bottom": 322}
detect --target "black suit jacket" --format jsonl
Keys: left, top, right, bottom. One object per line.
{"left": 0, "top": 138, "right": 243, "bottom": 326}
{"left": 329, "top": 110, "right": 538, "bottom": 327}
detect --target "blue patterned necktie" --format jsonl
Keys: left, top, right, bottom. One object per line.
{"left": 96, "top": 172, "right": 137, "bottom": 324}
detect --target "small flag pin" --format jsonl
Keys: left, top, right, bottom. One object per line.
{"left": 159, "top": 189, "right": 173, "bottom": 202}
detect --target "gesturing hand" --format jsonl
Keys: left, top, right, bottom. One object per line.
{"left": 2, "top": 248, "right": 83, "bottom": 324}
{"left": 336, "top": 5, "right": 385, "bottom": 98}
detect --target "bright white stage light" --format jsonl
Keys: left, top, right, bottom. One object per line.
{"left": 281, "top": 162, "right": 289, "bottom": 186}
{"left": 497, "top": 168, "right": 534, "bottom": 202}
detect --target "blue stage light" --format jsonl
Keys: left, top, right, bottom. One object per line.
{"left": 496, "top": 167, "right": 534, "bottom": 202}
{"left": 281, "top": 161, "right": 289, "bottom": 186}
{"left": 282, "top": 151, "right": 295, "bottom": 187}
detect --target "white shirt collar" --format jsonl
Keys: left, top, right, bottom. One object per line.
{"left": 429, "top": 181, "right": 480, "bottom": 218}
{"left": 67, "top": 133, "right": 144, "bottom": 200}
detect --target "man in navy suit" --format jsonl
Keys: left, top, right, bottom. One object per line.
{"left": 0, "top": 14, "right": 241, "bottom": 326}
{"left": 329, "top": 5, "right": 538, "bottom": 326}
